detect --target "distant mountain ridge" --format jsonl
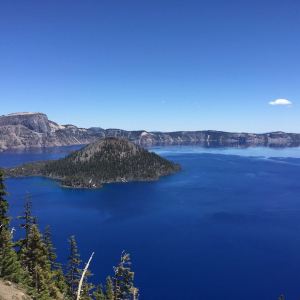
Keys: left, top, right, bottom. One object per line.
{"left": 0, "top": 112, "right": 299, "bottom": 151}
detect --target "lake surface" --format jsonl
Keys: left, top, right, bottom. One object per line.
{"left": 2, "top": 146, "right": 300, "bottom": 299}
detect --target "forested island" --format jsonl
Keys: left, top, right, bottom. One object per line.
{"left": 0, "top": 168, "right": 289, "bottom": 300}
{"left": 4, "top": 137, "right": 180, "bottom": 188}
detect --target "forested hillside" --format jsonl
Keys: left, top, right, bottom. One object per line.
{"left": 5, "top": 137, "right": 180, "bottom": 188}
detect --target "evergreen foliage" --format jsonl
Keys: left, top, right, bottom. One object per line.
{"left": 0, "top": 228, "right": 24, "bottom": 283}
{"left": 113, "top": 252, "right": 138, "bottom": 300}
{"left": 66, "top": 235, "right": 82, "bottom": 299}
{"left": 1, "top": 166, "right": 142, "bottom": 299}
{"left": 105, "top": 276, "right": 115, "bottom": 300}
{"left": 17, "top": 195, "right": 35, "bottom": 251}
{"left": 0, "top": 169, "right": 9, "bottom": 231}
{"left": 80, "top": 270, "right": 95, "bottom": 300}
{"left": 20, "top": 224, "right": 59, "bottom": 298}
{"left": 93, "top": 284, "right": 106, "bottom": 300}
{"left": 44, "top": 225, "right": 57, "bottom": 269}
{"left": 0, "top": 158, "right": 288, "bottom": 299}
{"left": 0, "top": 169, "right": 25, "bottom": 284}
{"left": 5, "top": 138, "right": 180, "bottom": 188}
{"left": 44, "top": 225, "right": 69, "bottom": 296}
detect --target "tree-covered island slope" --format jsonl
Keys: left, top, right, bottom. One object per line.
{"left": 4, "top": 137, "right": 180, "bottom": 188}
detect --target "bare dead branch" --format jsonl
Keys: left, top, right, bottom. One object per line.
{"left": 76, "top": 252, "right": 94, "bottom": 300}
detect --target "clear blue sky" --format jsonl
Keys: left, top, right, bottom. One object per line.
{"left": 0, "top": 0, "right": 299, "bottom": 132}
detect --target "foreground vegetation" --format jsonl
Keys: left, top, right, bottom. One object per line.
{"left": 0, "top": 170, "right": 139, "bottom": 299}
{"left": 0, "top": 168, "right": 290, "bottom": 300}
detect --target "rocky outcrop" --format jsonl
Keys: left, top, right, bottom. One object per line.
{"left": 0, "top": 280, "right": 31, "bottom": 300}
{"left": 0, "top": 113, "right": 94, "bottom": 151}
{"left": 0, "top": 112, "right": 299, "bottom": 151}
{"left": 0, "top": 112, "right": 59, "bottom": 133}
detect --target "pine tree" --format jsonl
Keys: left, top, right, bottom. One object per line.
{"left": 113, "top": 251, "right": 138, "bottom": 300}
{"left": 0, "top": 169, "right": 26, "bottom": 285}
{"left": 44, "top": 225, "right": 57, "bottom": 269}
{"left": 105, "top": 276, "right": 114, "bottom": 300}
{"left": 0, "top": 169, "right": 9, "bottom": 231}
{"left": 18, "top": 195, "right": 35, "bottom": 244}
{"left": 66, "top": 235, "right": 82, "bottom": 299}
{"left": 53, "top": 265, "right": 69, "bottom": 297}
{"left": 93, "top": 284, "right": 106, "bottom": 300}
{"left": 44, "top": 225, "right": 69, "bottom": 296}
{"left": 20, "top": 224, "right": 58, "bottom": 299}
{"left": 0, "top": 227, "right": 25, "bottom": 283}
{"left": 0, "top": 171, "right": 142, "bottom": 299}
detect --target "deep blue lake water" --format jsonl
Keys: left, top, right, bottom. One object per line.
{"left": 1, "top": 146, "right": 300, "bottom": 300}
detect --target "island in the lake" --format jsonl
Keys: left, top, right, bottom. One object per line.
{"left": 4, "top": 137, "right": 180, "bottom": 188}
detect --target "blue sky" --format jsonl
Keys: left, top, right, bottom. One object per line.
{"left": 0, "top": 0, "right": 299, "bottom": 132}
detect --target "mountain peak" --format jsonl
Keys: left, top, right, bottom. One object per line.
{"left": 0, "top": 112, "right": 50, "bottom": 133}
{"left": 0, "top": 112, "right": 300, "bottom": 151}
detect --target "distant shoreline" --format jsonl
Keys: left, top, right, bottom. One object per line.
{"left": 1, "top": 113, "right": 300, "bottom": 151}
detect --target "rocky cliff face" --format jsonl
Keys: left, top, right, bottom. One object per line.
{"left": 0, "top": 112, "right": 54, "bottom": 133}
{"left": 0, "top": 112, "right": 299, "bottom": 151}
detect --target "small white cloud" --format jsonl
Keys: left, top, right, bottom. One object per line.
{"left": 269, "top": 98, "right": 292, "bottom": 106}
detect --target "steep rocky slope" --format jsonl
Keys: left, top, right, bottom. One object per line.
{"left": 0, "top": 112, "right": 299, "bottom": 151}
